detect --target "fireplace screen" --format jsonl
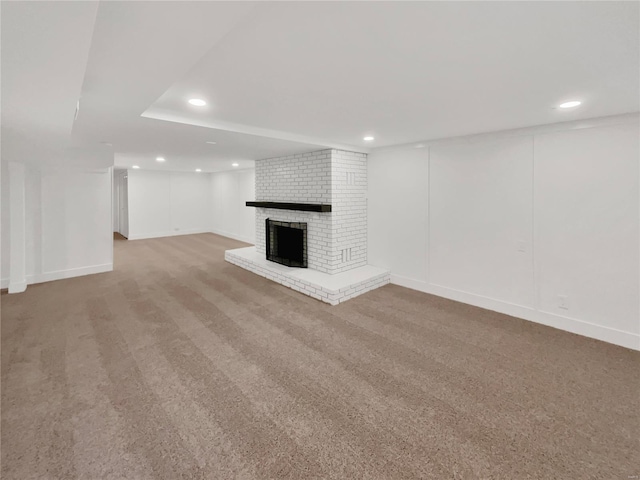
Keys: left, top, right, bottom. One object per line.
{"left": 265, "top": 218, "right": 308, "bottom": 268}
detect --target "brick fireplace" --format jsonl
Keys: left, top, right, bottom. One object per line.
{"left": 225, "top": 148, "right": 389, "bottom": 304}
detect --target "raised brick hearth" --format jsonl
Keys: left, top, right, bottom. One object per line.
{"left": 225, "top": 148, "right": 389, "bottom": 304}
{"left": 225, "top": 247, "right": 389, "bottom": 305}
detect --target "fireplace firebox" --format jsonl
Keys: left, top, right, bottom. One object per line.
{"left": 265, "top": 218, "right": 307, "bottom": 268}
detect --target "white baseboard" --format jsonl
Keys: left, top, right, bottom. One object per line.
{"left": 29, "top": 263, "right": 113, "bottom": 285}
{"left": 209, "top": 228, "right": 254, "bottom": 245}
{"left": 127, "top": 228, "right": 212, "bottom": 241}
{"left": 127, "top": 228, "right": 254, "bottom": 244}
{"left": 1, "top": 264, "right": 113, "bottom": 292}
{"left": 8, "top": 280, "right": 27, "bottom": 293}
{"left": 390, "top": 274, "right": 640, "bottom": 351}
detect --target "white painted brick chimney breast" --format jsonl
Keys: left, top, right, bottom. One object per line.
{"left": 254, "top": 149, "right": 367, "bottom": 275}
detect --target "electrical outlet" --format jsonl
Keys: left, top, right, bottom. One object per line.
{"left": 557, "top": 295, "right": 569, "bottom": 310}
{"left": 517, "top": 240, "right": 526, "bottom": 253}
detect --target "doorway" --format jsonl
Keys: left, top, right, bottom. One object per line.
{"left": 113, "top": 169, "right": 129, "bottom": 239}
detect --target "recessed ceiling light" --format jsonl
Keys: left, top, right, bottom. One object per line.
{"left": 232, "top": 163, "right": 239, "bottom": 167}
{"left": 363, "top": 136, "right": 375, "bottom": 141}
{"left": 195, "top": 168, "right": 202, "bottom": 172}
{"left": 205, "top": 141, "right": 217, "bottom": 145}
{"left": 156, "top": 157, "right": 165, "bottom": 162}
{"left": 188, "top": 98, "right": 206, "bottom": 107}
{"left": 132, "top": 165, "right": 140, "bottom": 169}
{"left": 558, "top": 100, "right": 582, "bottom": 109}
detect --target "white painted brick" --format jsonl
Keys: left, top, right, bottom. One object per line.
{"left": 253, "top": 148, "right": 369, "bottom": 278}
{"left": 226, "top": 250, "right": 389, "bottom": 306}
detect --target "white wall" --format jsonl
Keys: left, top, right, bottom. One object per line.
{"left": 368, "top": 115, "right": 639, "bottom": 350}
{"left": 429, "top": 137, "right": 535, "bottom": 307}
{"left": 0, "top": 163, "right": 253, "bottom": 289}
{"left": 368, "top": 148, "right": 429, "bottom": 284}
{"left": 534, "top": 125, "right": 639, "bottom": 336}
{"left": 40, "top": 169, "right": 113, "bottom": 278}
{"left": 1, "top": 164, "right": 113, "bottom": 287}
{"left": 211, "top": 169, "right": 255, "bottom": 244}
{"left": 127, "top": 170, "right": 212, "bottom": 240}
{"left": 114, "top": 168, "right": 255, "bottom": 243}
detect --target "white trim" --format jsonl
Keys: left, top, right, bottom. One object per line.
{"left": 127, "top": 228, "right": 213, "bottom": 241}
{"left": 142, "top": 109, "right": 370, "bottom": 154}
{"left": 210, "top": 228, "right": 254, "bottom": 245}
{"left": 8, "top": 281, "right": 27, "bottom": 294}
{"left": 38, "top": 166, "right": 112, "bottom": 175}
{"left": 28, "top": 263, "right": 113, "bottom": 285}
{"left": 374, "top": 113, "right": 640, "bottom": 152}
{"left": 128, "top": 228, "right": 254, "bottom": 244}
{"left": 2, "top": 264, "right": 113, "bottom": 292}
{"left": 8, "top": 162, "right": 27, "bottom": 294}
{"left": 390, "top": 274, "right": 640, "bottom": 351}
{"left": 108, "top": 166, "right": 115, "bottom": 266}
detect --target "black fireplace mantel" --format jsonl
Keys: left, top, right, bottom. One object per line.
{"left": 246, "top": 201, "right": 332, "bottom": 213}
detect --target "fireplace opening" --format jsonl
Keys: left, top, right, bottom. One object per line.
{"left": 266, "top": 218, "right": 307, "bottom": 268}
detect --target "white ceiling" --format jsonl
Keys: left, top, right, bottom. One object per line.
{"left": 1, "top": 1, "right": 102, "bottom": 167}
{"left": 2, "top": 1, "right": 638, "bottom": 172}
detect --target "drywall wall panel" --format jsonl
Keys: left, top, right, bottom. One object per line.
{"left": 368, "top": 147, "right": 429, "bottom": 282}
{"left": 170, "top": 172, "right": 212, "bottom": 234}
{"left": 429, "top": 136, "right": 535, "bottom": 307}
{"left": 127, "top": 170, "right": 173, "bottom": 238}
{"left": 534, "top": 122, "right": 639, "bottom": 334}
{"left": 211, "top": 169, "right": 255, "bottom": 244}
{"left": 40, "top": 169, "right": 112, "bottom": 274}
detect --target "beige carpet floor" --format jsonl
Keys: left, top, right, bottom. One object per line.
{"left": 2, "top": 233, "right": 638, "bottom": 479}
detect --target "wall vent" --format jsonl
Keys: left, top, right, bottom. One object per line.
{"left": 346, "top": 172, "right": 356, "bottom": 185}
